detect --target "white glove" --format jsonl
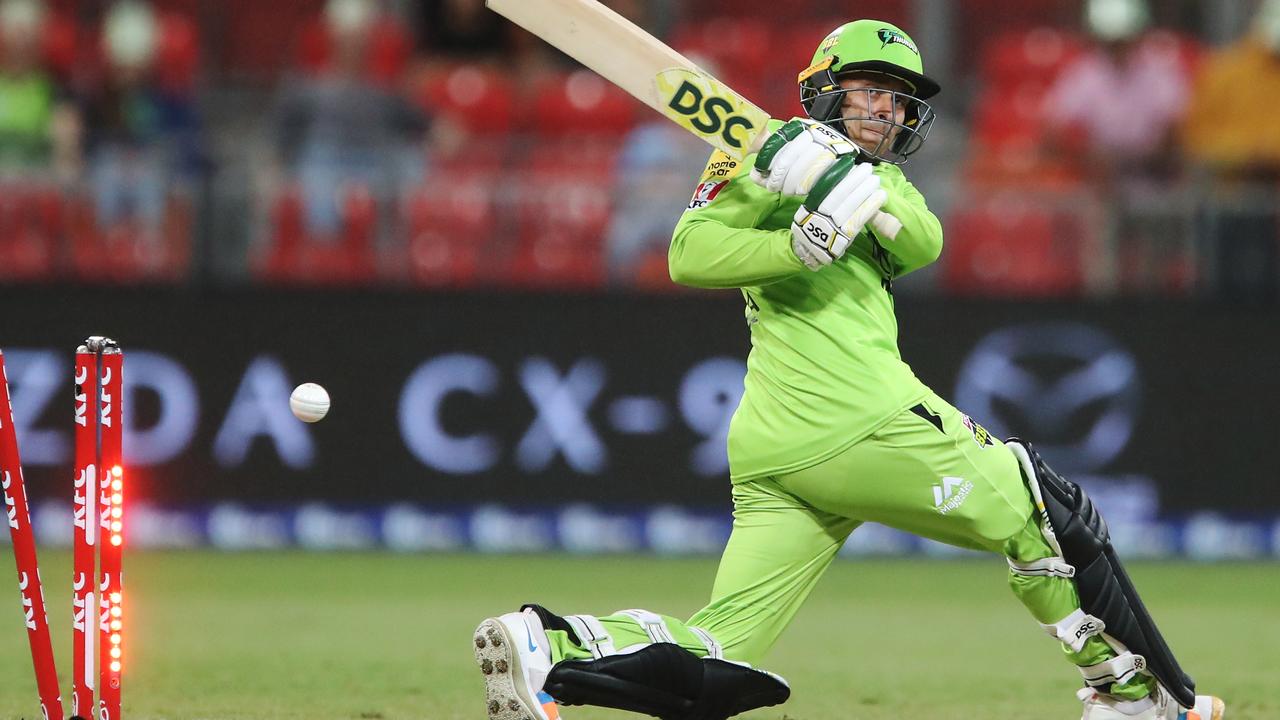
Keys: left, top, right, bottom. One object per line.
{"left": 790, "top": 158, "right": 889, "bottom": 271}
{"left": 750, "top": 118, "right": 857, "bottom": 196}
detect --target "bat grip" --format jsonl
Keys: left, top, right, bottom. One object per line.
{"left": 870, "top": 211, "right": 902, "bottom": 240}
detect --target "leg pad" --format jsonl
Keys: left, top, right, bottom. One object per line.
{"left": 545, "top": 643, "right": 790, "bottom": 720}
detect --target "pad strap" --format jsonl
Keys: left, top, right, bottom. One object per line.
{"left": 619, "top": 609, "right": 677, "bottom": 645}
{"left": 1008, "top": 556, "right": 1076, "bottom": 578}
{"left": 566, "top": 614, "right": 617, "bottom": 659}
{"left": 689, "top": 626, "right": 724, "bottom": 660}
{"left": 1079, "top": 651, "right": 1149, "bottom": 688}
{"left": 1041, "top": 609, "right": 1106, "bottom": 652}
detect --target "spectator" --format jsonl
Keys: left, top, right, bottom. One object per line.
{"left": 276, "top": 0, "right": 427, "bottom": 236}
{"left": 1041, "top": 0, "right": 1192, "bottom": 182}
{"left": 1038, "top": 0, "right": 1198, "bottom": 293}
{"left": 1181, "top": 0, "right": 1280, "bottom": 302}
{"left": 1183, "top": 0, "right": 1280, "bottom": 178}
{"left": 0, "top": 0, "right": 77, "bottom": 177}
{"left": 81, "top": 0, "right": 203, "bottom": 227}
{"left": 604, "top": 53, "right": 717, "bottom": 286}
{"left": 604, "top": 121, "right": 709, "bottom": 285}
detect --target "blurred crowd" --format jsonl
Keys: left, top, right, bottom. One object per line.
{"left": 0, "top": 0, "right": 1277, "bottom": 301}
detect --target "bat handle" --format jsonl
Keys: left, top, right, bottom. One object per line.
{"left": 870, "top": 211, "right": 902, "bottom": 240}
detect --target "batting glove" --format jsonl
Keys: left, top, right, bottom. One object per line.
{"left": 790, "top": 156, "right": 888, "bottom": 271}
{"left": 751, "top": 118, "right": 858, "bottom": 196}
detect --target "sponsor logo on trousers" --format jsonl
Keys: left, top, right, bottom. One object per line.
{"left": 933, "top": 476, "right": 974, "bottom": 515}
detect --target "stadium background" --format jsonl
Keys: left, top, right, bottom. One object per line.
{"left": 2, "top": 0, "right": 1279, "bottom": 562}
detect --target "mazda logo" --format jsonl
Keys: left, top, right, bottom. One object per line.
{"left": 954, "top": 323, "right": 1140, "bottom": 473}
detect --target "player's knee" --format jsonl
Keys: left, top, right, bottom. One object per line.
{"left": 956, "top": 445, "right": 1036, "bottom": 551}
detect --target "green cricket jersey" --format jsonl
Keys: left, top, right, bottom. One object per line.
{"left": 670, "top": 135, "right": 944, "bottom": 482}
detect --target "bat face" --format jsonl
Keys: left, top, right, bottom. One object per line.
{"left": 653, "top": 68, "right": 772, "bottom": 160}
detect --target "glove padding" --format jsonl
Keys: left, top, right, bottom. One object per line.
{"left": 791, "top": 156, "right": 889, "bottom": 271}
{"left": 751, "top": 118, "right": 857, "bottom": 196}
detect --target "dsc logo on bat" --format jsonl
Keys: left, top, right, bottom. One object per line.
{"left": 655, "top": 69, "right": 768, "bottom": 156}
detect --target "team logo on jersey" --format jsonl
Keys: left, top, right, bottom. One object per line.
{"left": 877, "top": 28, "right": 919, "bottom": 55}
{"left": 961, "top": 414, "right": 994, "bottom": 448}
{"left": 687, "top": 180, "right": 728, "bottom": 210}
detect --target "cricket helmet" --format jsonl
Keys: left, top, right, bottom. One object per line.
{"left": 799, "top": 20, "right": 940, "bottom": 164}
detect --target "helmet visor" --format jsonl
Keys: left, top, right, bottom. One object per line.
{"left": 801, "top": 84, "right": 936, "bottom": 165}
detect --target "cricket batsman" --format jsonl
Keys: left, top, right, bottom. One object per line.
{"left": 473, "top": 20, "right": 1225, "bottom": 720}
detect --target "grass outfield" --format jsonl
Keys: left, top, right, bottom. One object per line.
{"left": 1, "top": 552, "right": 1276, "bottom": 720}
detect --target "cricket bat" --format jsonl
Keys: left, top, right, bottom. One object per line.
{"left": 485, "top": 0, "right": 902, "bottom": 235}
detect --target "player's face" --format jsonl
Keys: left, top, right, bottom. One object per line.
{"left": 838, "top": 75, "right": 912, "bottom": 154}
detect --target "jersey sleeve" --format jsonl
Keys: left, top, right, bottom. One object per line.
{"left": 876, "top": 167, "right": 943, "bottom": 277}
{"left": 668, "top": 150, "right": 806, "bottom": 289}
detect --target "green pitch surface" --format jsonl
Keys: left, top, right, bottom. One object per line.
{"left": 2, "top": 552, "right": 1277, "bottom": 719}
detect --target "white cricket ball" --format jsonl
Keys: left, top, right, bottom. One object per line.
{"left": 290, "top": 383, "right": 330, "bottom": 423}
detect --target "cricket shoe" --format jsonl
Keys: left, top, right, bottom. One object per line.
{"left": 475, "top": 609, "right": 561, "bottom": 720}
{"left": 1079, "top": 685, "right": 1225, "bottom": 720}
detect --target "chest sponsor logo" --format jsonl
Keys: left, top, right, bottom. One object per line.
{"left": 687, "top": 180, "right": 728, "bottom": 210}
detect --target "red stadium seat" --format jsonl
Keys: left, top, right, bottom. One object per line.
{"left": 154, "top": 12, "right": 201, "bottom": 93}
{"left": 0, "top": 186, "right": 64, "bottom": 282}
{"left": 297, "top": 15, "right": 411, "bottom": 86}
{"left": 256, "top": 184, "right": 378, "bottom": 286}
{"left": 420, "top": 64, "right": 518, "bottom": 137}
{"left": 960, "top": 0, "right": 1080, "bottom": 52}
{"left": 531, "top": 71, "right": 637, "bottom": 139}
{"left": 943, "top": 196, "right": 1089, "bottom": 297}
{"left": 690, "top": 0, "right": 907, "bottom": 22}
{"left": 400, "top": 186, "right": 488, "bottom": 288}
{"left": 503, "top": 145, "right": 617, "bottom": 288}
{"left": 397, "top": 155, "right": 504, "bottom": 288}
{"left": 670, "top": 18, "right": 772, "bottom": 101}
{"left": 256, "top": 185, "right": 306, "bottom": 282}
{"left": 64, "top": 192, "right": 194, "bottom": 285}
{"left": 970, "top": 81, "right": 1051, "bottom": 149}
{"left": 41, "top": 11, "right": 79, "bottom": 80}
{"left": 978, "top": 27, "right": 1083, "bottom": 88}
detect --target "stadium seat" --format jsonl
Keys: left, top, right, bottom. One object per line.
{"left": 297, "top": 14, "right": 411, "bottom": 86}
{"left": 257, "top": 184, "right": 380, "bottom": 286}
{"left": 397, "top": 154, "right": 504, "bottom": 288}
{"left": 691, "top": 0, "right": 907, "bottom": 22}
{"left": 969, "top": 81, "right": 1051, "bottom": 150}
{"left": 400, "top": 184, "right": 488, "bottom": 288}
{"left": 419, "top": 64, "right": 518, "bottom": 137}
{"left": 942, "top": 196, "right": 1088, "bottom": 297}
{"left": 0, "top": 187, "right": 63, "bottom": 282}
{"left": 255, "top": 186, "right": 305, "bottom": 282}
{"left": 63, "top": 192, "right": 194, "bottom": 285}
{"left": 153, "top": 12, "right": 201, "bottom": 93}
{"left": 41, "top": 10, "right": 79, "bottom": 80}
{"left": 531, "top": 70, "right": 637, "bottom": 139}
{"left": 977, "top": 27, "right": 1083, "bottom": 88}
{"left": 960, "top": 0, "right": 1080, "bottom": 44}
{"left": 504, "top": 145, "right": 616, "bottom": 288}
{"left": 670, "top": 17, "right": 771, "bottom": 101}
